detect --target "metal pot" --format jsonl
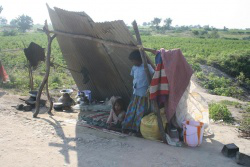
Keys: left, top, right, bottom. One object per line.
{"left": 53, "top": 102, "right": 63, "bottom": 111}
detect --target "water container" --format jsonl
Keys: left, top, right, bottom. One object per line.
{"left": 182, "top": 120, "right": 205, "bottom": 147}
{"left": 83, "top": 90, "right": 91, "bottom": 101}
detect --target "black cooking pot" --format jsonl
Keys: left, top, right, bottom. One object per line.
{"left": 53, "top": 102, "right": 63, "bottom": 111}
{"left": 29, "top": 90, "right": 38, "bottom": 97}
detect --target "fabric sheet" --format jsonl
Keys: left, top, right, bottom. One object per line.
{"left": 161, "top": 49, "right": 193, "bottom": 122}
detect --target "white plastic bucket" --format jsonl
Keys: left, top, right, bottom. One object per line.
{"left": 182, "top": 120, "right": 205, "bottom": 147}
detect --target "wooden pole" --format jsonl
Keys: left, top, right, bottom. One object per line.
{"left": 46, "top": 81, "right": 53, "bottom": 115}
{"left": 28, "top": 64, "right": 34, "bottom": 90}
{"left": 132, "top": 21, "right": 152, "bottom": 83}
{"left": 33, "top": 21, "right": 56, "bottom": 118}
{"left": 132, "top": 20, "right": 167, "bottom": 144}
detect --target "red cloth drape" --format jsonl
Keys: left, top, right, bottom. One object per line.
{"left": 0, "top": 64, "right": 9, "bottom": 82}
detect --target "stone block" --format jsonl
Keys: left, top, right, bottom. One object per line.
{"left": 221, "top": 143, "right": 239, "bottom": 157}
{"left": 236, "top": 152, "right": 250, "bottom": 166}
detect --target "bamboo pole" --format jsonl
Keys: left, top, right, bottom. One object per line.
{"left": 33, "top": 21, "right": 56, "bottom": 118}
{"left": 132, "top": 21, "right": 167, "bottom": 144}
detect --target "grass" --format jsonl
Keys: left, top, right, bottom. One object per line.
{"left": 209, "top": 103, "right": 234, "bottom": 123}
{"left": 219, "top": 100, "right": 242, "bottom": 108}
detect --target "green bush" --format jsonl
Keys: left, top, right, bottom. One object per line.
{"left": 191, "top": 63, "right": 202, "bottom": 72}
{"left": 203, "top": 73, "right": 243, "bottom": 98}
{"left": 216, "top": 53, "right": 250, "bottom": 78}
{"left": 243, "top": 36, "right": 250, "bottom": 40}
{"left": 209, "top": 30, "right": 220, "bottom": 38}
{"left": 239, "top": 106, "right": 250, "bottom": 137}
{"left": 192, "top": 30, "right": 199, "bottom": 36}
{"left": 209, "top": 103, "right": 233, "bottom": 123}
{"left": 195, "top": 71, "right": 206, "bottom": 80}
{"left": 3, "top": 30, "right": 17, "bottom": 36}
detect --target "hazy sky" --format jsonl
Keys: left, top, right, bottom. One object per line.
{"left": 1, "top": 0, "right": 249, "bottom": 29}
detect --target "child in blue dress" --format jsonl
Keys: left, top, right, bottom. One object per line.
{"left": 122, "top": 50, "right": 154, "bottom": 134}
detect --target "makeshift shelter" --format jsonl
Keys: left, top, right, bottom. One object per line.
{"left": 47, "top": 6, "right": 142, "bottom": 103}
{"left": 37, "top": 5, "right": 210, "bottom": 144}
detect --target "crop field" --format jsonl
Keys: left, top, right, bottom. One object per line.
{"left": 0, "top": 32, "right": 250, "bottom": 96}
{"left": 0, "top": 32, "right": 74, "bottom": 93}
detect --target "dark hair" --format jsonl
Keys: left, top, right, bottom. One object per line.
{"left": 113, "top": 98, "right": 125, "bottom": 111}
{"left": 129, "top": 50, "right": 142, "bottom": 62}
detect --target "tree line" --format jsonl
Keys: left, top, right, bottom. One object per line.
{"left": 0, "top": 5, "right": 33, "bottom": 33}
{"left": 142, "top": 17, "right": 232, "bottom": 32}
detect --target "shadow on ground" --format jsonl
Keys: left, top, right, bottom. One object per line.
{"left": 38, "top": 114, "right": 239, "bottom": 167}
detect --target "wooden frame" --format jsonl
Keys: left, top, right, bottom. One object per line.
{"left": 33, "top": 21, "right": 56, "bottom": 118}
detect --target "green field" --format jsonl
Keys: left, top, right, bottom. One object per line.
{"left": 0, "top": 32, "right": 75, "bottom": 93}
{"left": 0, "top": 31, "right": 250, "bottom": 97}
{"left": 143, "top": 35, "right": 250, "bottom": 78}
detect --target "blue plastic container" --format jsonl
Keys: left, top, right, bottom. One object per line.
{"left": 82, "top": 90, "right": 91, "bottom": 101}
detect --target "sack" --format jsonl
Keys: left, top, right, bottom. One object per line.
{"left": 175, "top": 81, "right": 209, "bottom": 129}
{"left": 140, "top": 109, "right": 167, "bottom": 141}
{"left": 182, "top": 120, "right": 205, "bottom": 147}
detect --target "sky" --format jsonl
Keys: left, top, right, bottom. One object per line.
{"left": 0, "top": 0, "right": 250, "bottom": 29}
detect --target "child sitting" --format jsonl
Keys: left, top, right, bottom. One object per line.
{"left": 106, "top": 98, "right": 126, "bottom": 131}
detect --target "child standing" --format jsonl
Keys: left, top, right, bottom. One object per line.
{"left": 106, "top": 98, "right": 126, "bottom": 130}
{"left": 122, "top": 50, "right": 154, "bottom": 134}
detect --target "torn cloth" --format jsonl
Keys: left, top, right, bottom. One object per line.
{"left": 161, "top": 49, "right": 193, "bottom": 122}
{"left": 149, "top": 52, "right": 169, "bottom": 100}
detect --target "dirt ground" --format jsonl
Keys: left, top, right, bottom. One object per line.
{"left": 0, "top": 90, "right": 249, "bottom": 167}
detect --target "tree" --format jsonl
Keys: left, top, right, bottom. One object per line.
{"left": 10, "top": 19, "right": 17, "bottom": 27}
{"left": 142, "top": 22, "right": 148, "bottom": 26}
{"left": 163, "top": 18, "right": 172, "bottom": 30}
{"left": 0, "top": 17, "right": 7, "bottom": 25}
{"left": 16, "top": 15, "right": 33, "bottom": 32}
{"left": 210, "top": 30, "right": 220, "bottom": 38}
{"left": 151, "top": 17, "right": 161, "bottom": 29}
{"left": 0, "top": 6, "right": 3, "bottom": 14}
{"left": 203, "top": 25, "right": 211, "bottom": 31}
